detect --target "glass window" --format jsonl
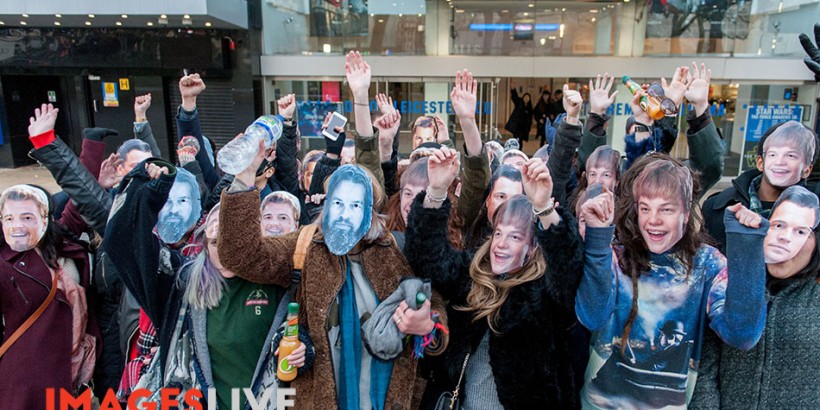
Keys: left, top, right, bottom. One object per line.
{"left": 263, "top": 0, "right": 428, "bottom": 55}
{"left": 450, "top": 2, "right": 618, "bottom": 56}
{"left": 643, "top": 0, "right": 820, "bottom": 56}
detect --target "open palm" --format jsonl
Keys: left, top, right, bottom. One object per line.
{"left": 450, "top": 70, "right": 477, "bottom": 120}
{"left": 345, "top": 51, "right": 371, "bottom": 96}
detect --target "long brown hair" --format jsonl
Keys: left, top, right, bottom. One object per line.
{"left": 457, "top": 195, "right": 546, "bottom": 333}
{"left": 614, "top": 153, "right": 708, "bottom": 352}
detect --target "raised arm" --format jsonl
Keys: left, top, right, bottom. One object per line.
{"left": 575, "top": 190, "right": 618, "bottom": 331}
{"left": 176, "top": 74, "right": 219, "bottom": 188}
{"left": 217, "top": 141, "right": 294, "bottom": 287}
{"left": 405, "top": 147, "right": 473, "bottom": 302}
{"left": 580, "top": 74, "right": 618, "bottom": 172}
{"left": 28, "top": 104, "right": 110, "bottom": 236}
{"left": 103, "top": 160, "right": 180, "bottom": 327}
{"left": 134, "top": 93, "right": 162, "bottom": 157}
{"left": 548, "top": 85, "right": 583, "bottom": 207}
{"left": 521, "top": 157, "right": 583, "bottom": 317}
{"left": 706, "top": 205, "right": 768, "bottom": 350}
{"left": 346, "top": 51, "right": 374, "bottom": 138}
{"left": 451, "top": 70, "right": 491, "bottom": 227}
{"left": 274, "top": 94, "right": 302, "bottom": 198}
{"left": 683, "top": 62, "right": 724, "bottom": 195}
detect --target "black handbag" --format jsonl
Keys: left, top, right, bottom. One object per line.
{"left": 434, "top": 353, "right": 470, "bottom": 410}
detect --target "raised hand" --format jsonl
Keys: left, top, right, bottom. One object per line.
{"left": 521, "top": 157, "right": 553, "bottom": 210}
{"left": 98, "top": 153, "right": 123, "bottom": 189}
{"left": 179, "top": 74, "right": 206, "bottom": 99}
{"left": 450, "top": 69, "right": 477, "bottom": 120}
{"left": 345, "top": 51, "right": 371, "bottom": 99}
{"left": 235, "top": 137, "right": 266, "bottom": 187}
{"left": 179, "top": 73, "right": 206, "bottom": 111}
{"left": 661, "top": 66, "right": 689, "bottom": 109}
{"left": 434, "top": 116, "right": 450, "bottom": 144}
{"left": 426, "top": 146, "right": 460, "bottom": 195}
{"left": 562, "top": 84, "right": 583, "bottom": 125}
{"left": 684, "top": 62, "right": 711, "bottom": 116}
{"left": 727, "top": 203, "right": 762, "bottom": 229}
{"left": 28, "top": 103, "right": 59, "bottom": 137}
{"left": 589, "top": 73, "right": 618, "bottom": 115}
{"left": 375, "top": 110, "right": 401, "bottom": 162}
{"left": 376, "top": 93, "right": 395, "bottom": 114}
{"left": 277, "top": 94, "right": 297, "bottom": 120}
{"left": 580, "top": 189, "right": 615, "bottom": 228}
{"left": 134, "top": 94, "right": 152, "bottom": 121}
{"left": 629, "top": 88, "right": 654, "bottom": 126}
{"left": 799, "top": 23, "right": 820, "bottom": 81}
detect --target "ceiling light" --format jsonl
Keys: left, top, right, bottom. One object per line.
{"left": 591, "top": 17, "right": 596, "bottom": 22}
{"left": 590, "top": 9, "right": 598, "bottom": 13}
{"left": 147, "top": 22, "right": 154, "bottom": 26}
{"left": 121, "top": 14, "right": 128, "bottom": 18}
{"left": 55, "top": 14, "right": 62, "bottom": 18}
{"left": 20, "top": 21, "right": 27, "bottom": 25}
{"left": 205, "top": 22, "right": 212, "bottom": 27}
{"left": 184, "top": 14, "right": 191, "bottom": 19}
{"left": 88, "top": 14, "right": 95, "bottom": 18}
{"left": 523, "top": 12, "right": 529, "bottom": 16}
{"left": 22, "top": 14, "right": 29, "bottom": 18}
{"left": 0, "top": 21, "right": 4, "bottom": 25}
{"left": 84, "top": 21, "right": 92, "bottom": 26}
{"left": 54, "top": 21, "right": 61, "bottom": 26}
{"left": 624, "top": 0, "right": 630, "bottom": 2}
{"left": 160, "top": 14, "right": 167, "bottom": 19}
{"left": 378, "top": 18, "right": 384, "bottom": 22}
{"left": 528, "top": 3, "right": 534, "bottom": 7}
{"left": 115, "top": 21, "right": 122, "bottom": 26}
{"left": 182, "top": 18, "right": 192, "bottom": 25}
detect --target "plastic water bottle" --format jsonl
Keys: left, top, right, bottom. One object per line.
{"left": 217, "top": 115, "right": 284, "bottom": 175}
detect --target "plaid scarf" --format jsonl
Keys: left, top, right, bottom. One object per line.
{"left": 747, "top": 175, "right": 773, "bottom": 219}
{"left": 117, "top": 310, "right": 158, "bottom": 400}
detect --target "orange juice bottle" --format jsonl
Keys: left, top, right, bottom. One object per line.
{"left": 277, "top": 303, "right": 301, "bottom": 382}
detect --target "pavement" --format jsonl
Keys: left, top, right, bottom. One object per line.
{"left": 0, "top": 165, "right": 60, "bottom": 194}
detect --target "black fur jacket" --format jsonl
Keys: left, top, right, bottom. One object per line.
{"left": 405, "top": 194, "right": 585, "bottom": 409}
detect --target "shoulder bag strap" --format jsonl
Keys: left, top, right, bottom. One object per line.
{"left": 0, "top": 265, "right": 60, "bottom": 359}
{"left": 271, "top": 224, "right": 319, "bottom": 330}
{"left": 450, "top": 353, "right": 471, "bottom": 409}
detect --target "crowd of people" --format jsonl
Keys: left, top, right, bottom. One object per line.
{"left": 1, "top": 23, "right": 820, "bottom": 410}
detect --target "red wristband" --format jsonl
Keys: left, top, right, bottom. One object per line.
{"left": 29, "top": 130, "right": 56, "bottom": 149}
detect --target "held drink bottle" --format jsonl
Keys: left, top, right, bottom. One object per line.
{"left": 622, "top": 76, "right": 677, "bottom": 120}
{"left": 277, "top": 302, "right": 301, "bottom": 382}
{"left": 217, "top": 115, "right": 284, "bottom": 175}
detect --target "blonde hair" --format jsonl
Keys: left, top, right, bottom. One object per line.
{"left": 0, "top": 185, "right": 49, "bottom": 218}
{"left": 457, "top": 195, "right": 545, "bottom": 333}
{"left": 261, "top": 191, "right": 301, "bottom": 222}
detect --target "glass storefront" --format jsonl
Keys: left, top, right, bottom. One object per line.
{"left": 266, "top": 76, "right": 817, "bottom": 178}
{"left": 262, "top": 0, "right": 820, "bottom": 57}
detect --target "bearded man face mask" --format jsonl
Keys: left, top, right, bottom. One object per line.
{"left": 322, "top": 165, "right": 373, "bottom": 255}
{"left": 156, "top": 168, "right": 202, "bottom": 244}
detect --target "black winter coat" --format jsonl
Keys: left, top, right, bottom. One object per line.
{"left": 703, "top": 168, "right": 820, "bottom": 254}
{"left": 405, "top": 195, "right": 585, "bottom": 409}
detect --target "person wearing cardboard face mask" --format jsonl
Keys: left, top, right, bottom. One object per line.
{"left": 692, "top": 185, "right": 820, "bottom": 409}
{"left": 576, "top": 154, "right": 766, "bottom": 410}
{"left": 261, "top": 191, "right": 300, "bottom": 237}
{"left": 0, "top": 184, "right": 99, "bottom": 410}
{"left": 405, "top": 147, "right": 584, "bottom": 408}
{"left": 217, "top": 134, "right": 449, "bottom": 408}
{"left": 704, "top": 121, "right": 819, "bottom": 253}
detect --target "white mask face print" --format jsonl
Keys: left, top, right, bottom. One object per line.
{"left": 156, "top": 168, "right": 202, "bottom": 244}
{"left": 322, "top": 165, "right": 373, "bottom": 256}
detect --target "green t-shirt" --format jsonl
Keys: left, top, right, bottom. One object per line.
{"left": 207, "top": 277, "right": 283, "bottom": 410}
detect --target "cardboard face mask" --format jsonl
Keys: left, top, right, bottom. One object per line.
{"left": 322, "top": 165, "right": 373, "bottom": 255}
{"left": 156, "top": 168, "right": 202, "bottom": 244}
{"left": 0, "top": 185, "right": 49, "bottom": 252}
